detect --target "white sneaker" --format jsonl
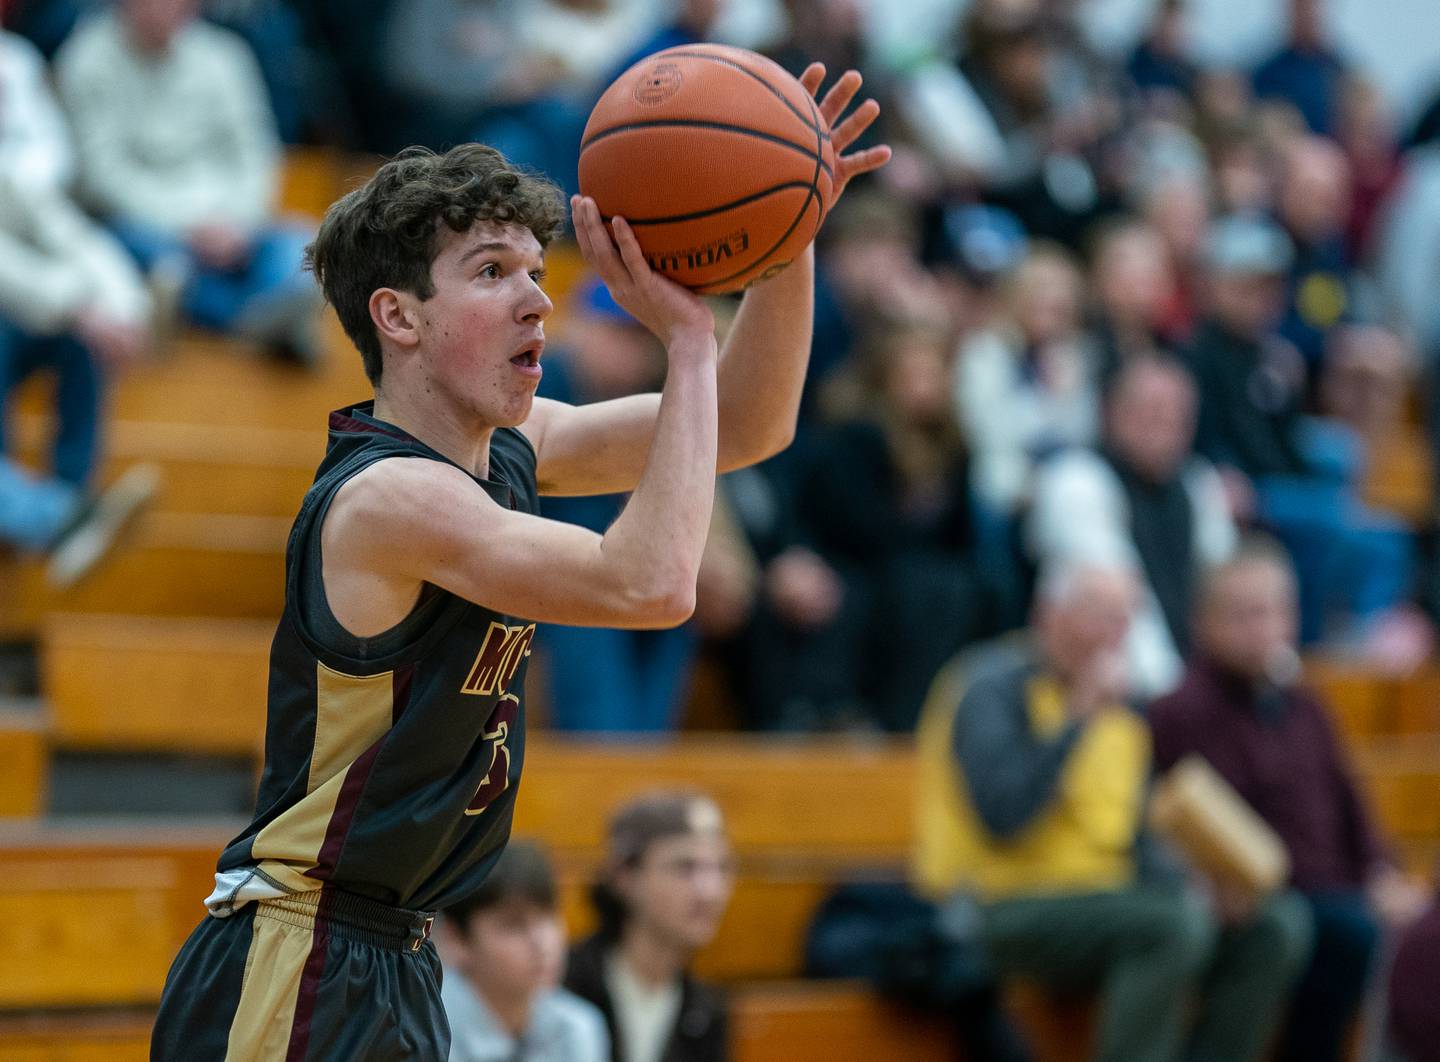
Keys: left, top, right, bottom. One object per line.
{"left": 46, "top": 463, "right": 162, "bottom": 588}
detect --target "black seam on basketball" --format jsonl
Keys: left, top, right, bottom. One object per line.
{"left": 580, "top": 119, "right": 834, "bottom": 179}
{"left": 599, "top": 181, "right": 817, "bottom": 226}
{"left": 654, "top": 50, "right": 823, "bottom": 136}
{"left": 699, "top": 102, "right": 822, "bottom": 289}
{"left": 805, "top": 94, "right": 828, "bottom": 244}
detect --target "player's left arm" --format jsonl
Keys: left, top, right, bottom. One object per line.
{"left": 524, "top": 64, "right": 891, "bottom": 497}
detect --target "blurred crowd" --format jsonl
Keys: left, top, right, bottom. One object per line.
{"left": 7, "top": 0, "right": 1440, "bottom": 719}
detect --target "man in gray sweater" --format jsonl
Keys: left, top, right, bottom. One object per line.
{"left": 56, "top": 0, "right": 321, "bottom": 364}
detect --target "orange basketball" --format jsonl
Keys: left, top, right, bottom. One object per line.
{"left": 578, "top": 44, "right": 836, "bottom": 295}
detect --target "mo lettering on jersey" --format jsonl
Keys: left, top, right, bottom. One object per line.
{"left": 461, "top": 622, "right": 535, "bottom": 696}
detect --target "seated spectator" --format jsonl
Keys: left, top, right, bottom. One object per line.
{"left": 1149, "top": 539, "right": 1430, "bottom": 1062}
{"left": 1189, "top": 214, "right": 1414, "bottom": 647}
{"left": 440, "top": 840, "right": 610, "bottom": 1062}
{"left": 1252, "top": 0, "right": 1348, "bottom": 136}
{"left": 778, "top": 319, "right": 990, "bottom": 731}
{"left": 957, "top": 244, "right": 1098, "bottom": 518}
{"left": 1210, "top": 125, "right": 1277, "bottom": 217}
{"left": 810, "top": 193, "right": 946, "bottom": 421}
{"left": 1276, "top": 135, "right": 1356, "bottom": 373}
{"left": 0, "top": 28, "right": 158, "bottom": 583}
{"left": 1088, "top": 218, "right": 1181, "bottom": 386}
{"left": 1388, "top": 875, "right": 1440, "bottom": 1062}
{"left": 914, "top": 560, "right": 1310, "bottom": 1062}
{"left": 204, "top": 0, "right": 313, "bottom": 145}
{"left": 1336, "top": 78, "right": 1402, "bottom": 262}
{"left": 1030, "top": 356, "right": 1235, "bottom": 697}
{"left": 534, "top": 280, "right": 693, "bottom": 733}
{"left": 1319, "top": 323, "right": 1415, "bottom": 445}
{"left": 953, "top": 1, "right": 1117, "bottom": 246}
{"left": 1378, "top": 141, "right": 1440, "bottom": 368}
{"left": 566, "top": 792, "right": 732, "bottom": 1062}
{"left": 1137, "top": 170, "right": 1211, "bottom": 342}
{"left": 1125, "top": 0, "right": 1196, "bottom": 103}
{"left": 1189, "top": 213, "right": 1307, "bottom": 483}
{"left": 56, "top": 0, "right": 321, "bottom": 364}
{"left": 608, "top": 0, "right": 721, "bottom": 78}
{"left": 0, "top": 25, "right": 74, "bottom": 191}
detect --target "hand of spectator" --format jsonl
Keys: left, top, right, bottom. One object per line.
{"left": 1068, "top": 648, "right": 1129, "bottom": 719}
{"left": 1368, "top": 865, "right": 1430, "bottom": 928}
{"left": 188, "top": 223, "right": 253, "bottom": 271}
{"left": 1219, "top": 467, "right": 1256, "bottom": 523}
{"left": 75, "top": 306, "right": 152, "bottom": 369}
{"left": 797, "top": 64, "right": 891, "bottom": 205}
{"left": 1208, "top": 879, "right": 1261, "bottom": 926}
{"left": 766, "top": 547, "right": 843, "bottom": 630}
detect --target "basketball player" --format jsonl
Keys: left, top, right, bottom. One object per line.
{"left": 149, "top": 64, "right": 887, "bottom": 1061}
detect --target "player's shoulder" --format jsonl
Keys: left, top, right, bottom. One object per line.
{"left": 332, "top": 454, "right": 477, "bottom": 516}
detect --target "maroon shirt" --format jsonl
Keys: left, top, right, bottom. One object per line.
{"left": 1148, "top": 657, "right": 1386, "bottom": 893}
{"left": 1389, "top": 889, "right": 1440, "bottom": 1062}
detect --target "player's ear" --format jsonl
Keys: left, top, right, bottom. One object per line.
{"left": 370, "top": 288, "right": 421, "bottom": 349}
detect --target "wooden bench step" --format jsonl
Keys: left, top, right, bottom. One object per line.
{"left": 9, "top": 515, "right": 288, "bottom": 629}
{"left": 43, "top": 615, "right": 274, "bottom": 755}
{"left": 15, "top": 419, "right": 321, "bottom": 518}
{"left": 0, "top": 710, "right": 46, "bottom": 817}
{"left": 517, "top": 737, "right": 916, "bottom": 861}
{"left": 731, "top": 981, "right": 953, "bottom": 1062}
{"left": 0, "top": 1010, "right": 152, "bottom": 1061}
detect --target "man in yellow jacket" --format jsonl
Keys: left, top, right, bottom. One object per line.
{"left": 914, "top": 561, "right": 1310, "bottom": 1062}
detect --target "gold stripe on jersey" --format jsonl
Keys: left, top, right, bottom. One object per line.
{"left": 249, "top": 662, "right": 396, "bottom": 881}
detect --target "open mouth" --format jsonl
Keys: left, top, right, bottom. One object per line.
{"left": 510, "top": 349, "right": 539, "bottom": 367}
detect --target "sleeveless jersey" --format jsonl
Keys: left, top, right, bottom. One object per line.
{"left": 207, "top": 401, "right": 538, "bottom": 915}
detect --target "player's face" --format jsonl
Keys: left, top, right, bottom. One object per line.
{"left": 455, "top": 900, "right": 566, "bottom": 1005}
{"left": 416, "top": 221, "right": 553, "bottom": 429}
{"left": 623, "top": 832, "right": 735, "bottom": 954}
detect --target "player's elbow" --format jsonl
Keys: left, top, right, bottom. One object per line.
{"left": 622, "top": 580, "right": 696, "bottom": 628}
{"left": 649, "top": 584, "right": 698, "bottom": 628}
{"left": 761, "top": 418, "right": 797, "bottom": 461}
{"left": 723, "top": 419, "right": 795, "bottom": 473}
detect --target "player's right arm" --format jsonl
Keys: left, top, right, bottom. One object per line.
{"left": 324, "top": 238, "right": 719, "bottom": 631}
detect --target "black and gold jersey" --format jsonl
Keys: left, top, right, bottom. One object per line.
{"left": 207, "top": 401, "right": 537, "bottom": 915}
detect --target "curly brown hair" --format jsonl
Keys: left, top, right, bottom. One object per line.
{"left": 306, "top": 144, "right": 567, "bottom": 384}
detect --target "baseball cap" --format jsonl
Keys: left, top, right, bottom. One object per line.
{"left": 939, "top": 204, "right": 1028, "bottom": 281}
{"left": 1205, "top": 215, "right": 1294, "bottom": 276}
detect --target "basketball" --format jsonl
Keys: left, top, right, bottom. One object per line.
{"left": 578, "top": 44, "right": 837, "bottom": 295}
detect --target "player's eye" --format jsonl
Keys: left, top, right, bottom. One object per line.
{"left": 529, "top": 269, "right": 546, "bottom": 285}
{"left": 479, "top": 263, "right": 501, "bottom": 280}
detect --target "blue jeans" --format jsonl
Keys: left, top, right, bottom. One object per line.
{"left": 1258, "top": 419, "right": 1413, "bottom": 644}
{"left": 0, "top": 317, "right": 101, "bottom": 548}
{"left": 1276, "top": 890, "right": 1381, "bottom": 1062}
{"left": 540, "top": 623, "right": 696, "bottom": 733}
{"left": 111, "top": 220, "right": 313, "bottom": 333}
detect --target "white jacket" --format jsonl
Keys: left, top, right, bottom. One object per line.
{"left": 0, "top": 175, "right": 150, "bottom": 333}
{"left": 956, "top": 328, "right": 1100, "bottom": 514}
{"left": 0, "top": 30, "right": 75, "bottom": 193}
{"left": 1029, "top": 447, "right": 1237, "bottom": 697}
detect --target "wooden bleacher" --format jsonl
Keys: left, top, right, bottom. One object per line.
{"left": 42, "top": 614, "right": 272, "bottom": 755}
{"left": 0, "top": 711, "right": 45, "bottom": 817}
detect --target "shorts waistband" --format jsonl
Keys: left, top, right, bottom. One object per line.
{"left": 253, "top": 888, "right": 436, "bottom": 952}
